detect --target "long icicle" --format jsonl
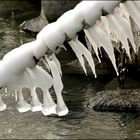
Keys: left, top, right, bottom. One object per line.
{"left": 16, "top": 88, "right": 31, "bottom": 113}
{"left": 27, "top": 66, "right": 57, "bottom": 116}
{"left": 69, "top": 36, "right": 97, "bottom": 77}
{"left": 75, "top": 36, "right": 97, "bottom": 77}
{"left": 0, "top": 1, "right": 139, "bottom": 116}
{"left": 86, "top": 24, "right": 119, "bottom": 76}
{"left": 69, "top": 39, "right": 87, "bottom": 75}
{"left": 133, "top": 1, "right": 140, "bottom": 11}
{"left": 51, "top": 53, "right": 62, "bottom": 76}
{"left": 113, "top": 7, "right": 136, "bottom": 53}
{"left": 84, "top": 29, "right": 101, "bottom": 63}
{"left": 106, "top": 14, "right": 131, "bottom": 60}
{"left": 42, "top": 89, "right": 57, "bottom": 116}
{"left": 45, "top": 55, "right": 68, "bottom": 116}
{"left": 119, "top": 3, "right": 130, "bottom": 22}
{"left": 0, "top": 94, "right": 7, "bottom": 111}
{"left": 30, "top": 87, "right": 42, "bottom": 112}
{"left": 124, "top": 1, "right": 140, "bottom": 29}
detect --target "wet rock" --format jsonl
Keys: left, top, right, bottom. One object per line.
{"left": 89, "top": 89, "right": 140, "bottom": 112}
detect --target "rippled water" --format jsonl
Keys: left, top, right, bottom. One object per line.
{"left": 0, "top": 18, "right": 140, "bottom": 139}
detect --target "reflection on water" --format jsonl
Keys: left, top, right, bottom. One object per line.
{"left": 0, "top": 18, "right": 140, "bottom": 139}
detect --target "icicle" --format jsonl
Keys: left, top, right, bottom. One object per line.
{"left": 99, "top": 16, "right": 117, "bottom": 44}
{"left": 86, "top": 24, "right": 119, "bottom": 76}
{"left": 84, "top": 29, "right": 101, "bottom": 63}
{"left": 69, "top": 36, "right": 97, "bottom": 77}
{"left": 30, "top": 87, "right": 42, "bottom": 112}
{"left": 45, "top": 56, "right": 68, "bottom": 116}
{"left": 69, "top": 40, "right": 87, "bottom": 75}
{"left": 41, "top": 89, "right": 57, "bottom": 116}
{"left": 51, "top": 54, "right": 62, "bottom": 76}
{"left": 0, "top": 95, "right": 7, "bottom": 111}
{"left": 27, "top": 66, "right": 57, "bottom": 116}
{"left": 16, "top": 89, "right": 31, "bottom": 113}
{"left": 14, "top": 90, "right": 18, "bottom": 102}
{"left": 5, "top": 88, "right": 8, "bottom": 93}
{"left": 100, "top": 17, "right": 110, "bottom": 35}
{"left": 113, "top": 7, "right": 136, "bottom": 53}
{"left": 124, "top": 1, "right": 140, "bottom": 29}
{"left": 75, "top": 38, "right": 96, "bottom": 78}
{"left": 41, "top": 58, "right": 51, "bottom": 73}
{"left": 106, "top": 15, "right": 131, "bottom": 60}
{"left": 119, "top": 3, "right": 130, "bottom": 22}
{"left": 133, "top": 1, "right": 140, "bottom": 11}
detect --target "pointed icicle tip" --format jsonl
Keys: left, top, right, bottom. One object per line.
{"left": 87, "top": 23, "right": 119, "bottom": 76}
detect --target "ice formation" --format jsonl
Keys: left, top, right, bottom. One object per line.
{"left": 0, "top": 1, "right": 139, "bottom": 116}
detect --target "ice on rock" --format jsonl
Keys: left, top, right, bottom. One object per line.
{"left": 51, "top": 54, "right": 62, "bottom": 76}
{"left": 5, "top": 88, "right": 8, "bottom": 93}
{"left": 118, "top": 3, "right": 130, "bottom": 22}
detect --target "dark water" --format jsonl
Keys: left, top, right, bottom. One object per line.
{"left": 0, "top": 18, "right": 140, "bottom": 139}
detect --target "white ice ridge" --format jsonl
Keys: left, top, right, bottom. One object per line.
{"left": 0, "top": 1, "right": 139, "bottom": 116}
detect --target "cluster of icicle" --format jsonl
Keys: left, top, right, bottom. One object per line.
{"left": 0, "top": 1, "right": 139, "bottom": 116}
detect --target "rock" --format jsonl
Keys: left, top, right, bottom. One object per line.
{"left": 41, "top": 0, "right": 80, "bottom": 22}
{"left": 88, "top": 89, "right": 140, "bottom": 112}
{"left": 20, "top": 0, "right": 80, "bottom": 32}
{"left": 20, "top": 9, "right": 48, "bottom": 33}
